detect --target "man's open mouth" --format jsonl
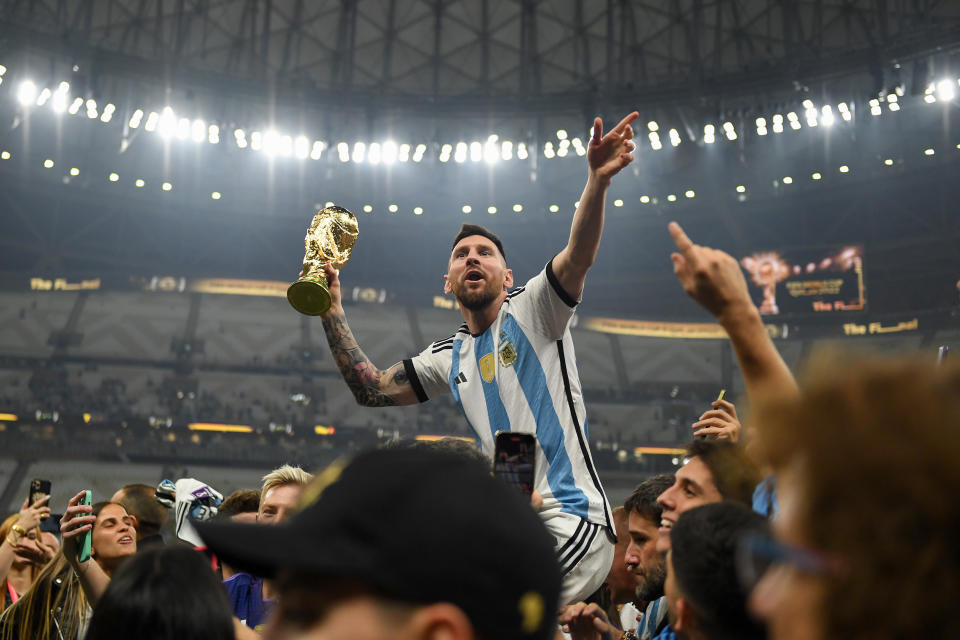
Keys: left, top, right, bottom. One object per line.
{"left": 465, "top": 270, "right": 484, "bottom": 282}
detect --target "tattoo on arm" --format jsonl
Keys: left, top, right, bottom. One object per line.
{"left": 321, "top": 313, "right": 397, "bottom": 407}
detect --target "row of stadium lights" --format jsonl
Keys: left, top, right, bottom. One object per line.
{"left": 4, "top": 63, "right": 960, "bottom": 163}
{"left": 1, "top": 144, "right": 950, "bottom": 209}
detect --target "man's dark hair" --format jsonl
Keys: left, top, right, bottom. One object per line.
{"left": 670, "top": 502, "right": 768, "bottom": 640}
{"left": 452, "top": 224, "right": 506, "bottom": 261}
{"left": 85, "top": 546, "right": 235, "bottom": 640}
{"left": 217, "top": 489, "right": 261, "bottom": 518}
{"left": 623, "top": 474, "right": 674, "bottom": 524}
{"left": 685, "top": 439, "right": 760, "bottom": 506}
{"left": 114, "top": 483, "right": 168, "bottom": 537}
{"left": 385, "top": 437, "right": 491, "bottom": 470}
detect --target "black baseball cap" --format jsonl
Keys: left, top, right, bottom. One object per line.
{"left": 197, "top": 447, "right": 560, "bottom": 640}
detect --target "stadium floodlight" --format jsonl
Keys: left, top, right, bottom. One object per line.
{"left": 413, "top": 143, "right": 427, "bottom": 162}
{"left": 0, "top": 151, "right": 9, "bottom": 160}
{"left": 311, "top": 141, "right": 325, "bottom": 160}
{"left": 513, "top": 204, "right": 523, "bottom": 212}
{"left": 250, "top": 131, "right": 263, "bottom": 151}
{"left": 501, "top": 140, "right": 514, "bottom": 161}
{"left": 772, "top": 114, "right": 784, "bottom": 133}
{"left": 820, "top": 105, "right": 834, "bottom": 127}
{"left": 99, "top": 103, "right": 115, "bottom": 122}
{"left": 108, "top": 172, "right": 119, "bottom": 182}
{"left": 380, "top": 140, "right": 397, "bottom": 164}
{"left": 556, "top": 129, "right": 568, "bottom": 140}
{"left": 68, "top": 97, "right": 83, "bottom": 115}
{"left": 86, "top": 99, "right": 99, "bottom": 119}
{"left": 667, "top": 194, "right": 677, "bottom": 202}
{"left": 144, "top": 111, "right": 159, "bottom": 131}
{"left": 884, "top": 158, "right": 893, "bottom": 166}
{"left": 544, "top": 141, "right": 556, "bottom": 159}
{"left": 557, "top": 143, "right": 569, "bottom": 157}
{"left": 755, "top": 117, "right": 768, "bottom": 136}
{"left": 294, "top": 135, "right": 309, "bottom": 159}
{"left": 135, "top": 178, "right": 145, "bottom": 187}
{"left": 280, "top": 135, "right": 293, "bottom": 156}
{"left": 736, "top": 185, "right": 746, "bottom": 193}
{"left": 488, "top": 206, "right": 497, "bottom": 214}
{"left": 191, "top": 119, "right": 205, "bottom": 142}
{"left": 52, "top": 84, "right": 69, "bottom": 113}
{"left": 235, "top": 129, "right": 248, "bottom": 149}
{"left": 804, "top": 107, "right": 818, "bottom": 127}
{"left": 802, "top": 99, "right": 814, "bottom": 110}
{"left": 869, "top": 98, "right": 883, "bottom": 115}
{"left": 924, "top": 148, "right": 935, "bottom": 156}
{"left": 414, "top": 207, "right": 423, "bottom": 215}
{"left": 647, "top": 120, "right": 659, "bottom": 132}
{"left": 439, "top": 143, "right": 452, "bottom": 163}
{"left": 0, "top": 65, "right": 6, "bottom": 76}
{"left": 462, "top": 205, "right": 472, "bottom": 214}
{"left": 572, "top": 137, "right": 586, "bottom": 156}
{"left": 161, "top": 181, "right": 172, "bottom": 191}
{"left": 549, "top": 204, "right": 559, "bottom": 212}
{"left": 613, "top": 199, "right": 623, "bottom": 207}
{"left": 648, "top": 131, "right": 662, "bottom": 150}
{"left": 211, "top": 191, "right": 221, "bottom": 200}
{"left": 722, "top": 121, "right": 737, "bottom": 141}
{"left": 639, "top": 195, "right": 650, "bottom": 204}
{"left": 685, "top": 190, "right": 695, "bottom": 198}
{"left": 394, "top": 142, "right": 407, "bottom": 163}
{"left": 337, "top": 142, "right": 349, "bottom": 162}
{"left": 36, "top": 88, "right": 51, "bottom": 106}
{"left": 811, "top": 172, "right": 822, "bottom": 180}
{"left": 129, "top": 109, "right": 144, "bottom": 129}
{"left": 455, "top": 142, "right": 468, "bottom": 163}
{"left": 175, "top": 117, "right": 190, "bottom": 139}
{"left": 839, "top": 165, "right": 849, "bottom": 173}
{"left": 368, "top": 142, "right": 382, "bottom": 164}
{"left": 17, "top": 80, "right": 37, "bottom": 106}
{"left": 669, "top": 128, "right": 681, "bottom": 147}
{"left": 936, "top": 79, "right": 955, "bottom": 101}
{"left": 157, "top": 107, "right": 176, "bottom": 137}
{"left": 363, "top": 204, "right": 373, "bottom": 213}
{"left": 69, "top": 167, "right": 79, "bottom": 176}
{"left": 261, "top": 130, "right": 278, "bottom": 155}
{"left": 484, "top": 135, "right": 499, "bottom": 163}
{"left": 703, "top": 124, "right": 715, "bottom": 144}
{"left": 43, "top": 158, "right": 54, "bottom": 168}
{"left": 782, "top": 176, "right": 793, "bottom": 184}
{"left": 469, "top": 141, "right": 482, "bottom": 162}
{"left": 352, "top": 141, "right": 366, "bottom": 163}
{"left": 208, "top": 124, "right": 220, "bottom": 145}
{"left": 517, "top": 142, "right": 529, "bottom": 160}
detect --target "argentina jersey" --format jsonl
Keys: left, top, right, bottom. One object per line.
{"left": 403, "top": 261, "right": 614, "bottom": 535}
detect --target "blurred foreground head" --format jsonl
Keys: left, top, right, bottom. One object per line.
{"left": 750, "top": 354, "right": 960, "bottom": 640}
{"left": 199, "top": 447, "right": 561, "bottom": 640}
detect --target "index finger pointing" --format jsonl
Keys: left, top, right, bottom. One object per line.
{"left": 611, "top": 111, "right": 639, "bottom": 135}
{"left": 668, "top": 221, "right": 696, "bottom": 257}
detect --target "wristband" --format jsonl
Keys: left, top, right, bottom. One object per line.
{"left": 11, "top": 524, "right": 27, "bottom": 537}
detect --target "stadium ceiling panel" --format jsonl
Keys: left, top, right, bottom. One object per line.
{"left": 2, "top": 1, "right": 960, "bottom": 113}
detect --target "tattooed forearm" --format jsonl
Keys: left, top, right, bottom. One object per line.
{"left": 321, "top": 312, "right": 397, "bottom": 407}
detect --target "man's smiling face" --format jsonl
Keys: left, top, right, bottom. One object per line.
{"left": 655, "top": 456, "right": 723, "bottom": 553}
{"left": 444, "top": 235, "right": 513, "bottom": 311}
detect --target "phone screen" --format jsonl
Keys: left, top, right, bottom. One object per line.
{"left": 493, "top": 432, "right": 536, "bottom": 496}
{"left": 29, "top": 479, "right": 51, "bottom": 507}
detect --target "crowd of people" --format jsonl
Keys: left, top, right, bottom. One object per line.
{"left": 1, "top": 111, "right": 957, "bottom": 639}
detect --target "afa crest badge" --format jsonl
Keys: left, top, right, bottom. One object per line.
{"left": 498, "top": 332, "right": 518, "bottom": 367}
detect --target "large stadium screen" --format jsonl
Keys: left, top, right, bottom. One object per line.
{"left": 739, "top": 246, "right": 866, "bottom": 315}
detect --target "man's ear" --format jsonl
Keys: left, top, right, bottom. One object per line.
{"left": 503, "top": 268, "right": 514, "bottom": 290}
{"left": 129, "top": 514, "right": 140, "bottom": 530}
{"left": 405, "top": 603, "right": 474, "bottom": 640}
{"left": 443, "top": 274, "right": 452, "bottom": 294}
{"left": 673, "top": 597, "right": 695, "bottom": 634}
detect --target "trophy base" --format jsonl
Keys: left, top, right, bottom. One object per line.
{"left": 287, "top": 275, "right": 332, "bottom": 316}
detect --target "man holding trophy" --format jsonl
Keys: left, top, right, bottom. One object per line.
{"left": 292, "top": 111, "right": 638, "bottom": 604}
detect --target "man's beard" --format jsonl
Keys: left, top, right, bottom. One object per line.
{"left": 453, "top": 280, "right": 500, "bottom": 311}
{"left": 634, "top": 560, "right": 666, "bottom": 603}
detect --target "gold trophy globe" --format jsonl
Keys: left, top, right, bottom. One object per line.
{"left": 287, "top": 205, "right": 359, "bottom": 315}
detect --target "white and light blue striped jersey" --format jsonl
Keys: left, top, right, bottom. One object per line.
{"left": 403, "top": 261, "right": 614, "bottom": 534}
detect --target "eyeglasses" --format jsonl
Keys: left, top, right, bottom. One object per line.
{"left": 736, "top": 533, "right": 840, "bottom": 591}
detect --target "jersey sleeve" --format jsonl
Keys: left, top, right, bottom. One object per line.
{"left": 507, "top": 258, "right": 579, "bottom": 340}
{"left": 403, "top": 340, "right": 454, "bottom": 403}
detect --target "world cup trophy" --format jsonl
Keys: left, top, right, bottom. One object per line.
{"left": 287, "top": 205, "right": 359, "bottom": 316}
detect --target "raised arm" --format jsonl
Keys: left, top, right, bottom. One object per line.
{"left": 551, "top": 112, "right": 638, "bottom": 301}
{"left": 0, "top": 496, "right": 51, "bottom": 588}
{"left": 318, "top": 263, "right": 419, "bottom": 407}
{"left": 60, "top": 491, "right": 111, "bottom": 607}
{"left": 668, "top": 221, "right": 798, "bottom": 403}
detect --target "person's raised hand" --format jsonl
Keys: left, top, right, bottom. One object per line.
{"left": 588, "top": 112, "right": 638, "bottom": 184}
{"left": 319, "top": 263, "right": 344, "bottom": 317}
{"left": 668, "top": 221, "right": 755, "bottom": 325}
{"left": 17, "top": 494, "right": 51, "bottom": 531}
{"left": 558, "top": 602, "right": 619, "bottom": 640}
{"left": 692, "top": 398, "right": 742, "bottom": 442}
{"left": 60, "top": 491, "right": 95, "bottom": 564}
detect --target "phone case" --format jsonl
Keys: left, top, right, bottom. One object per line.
{"left": 77, "top": 490, "right": 93, "bottom": 563}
